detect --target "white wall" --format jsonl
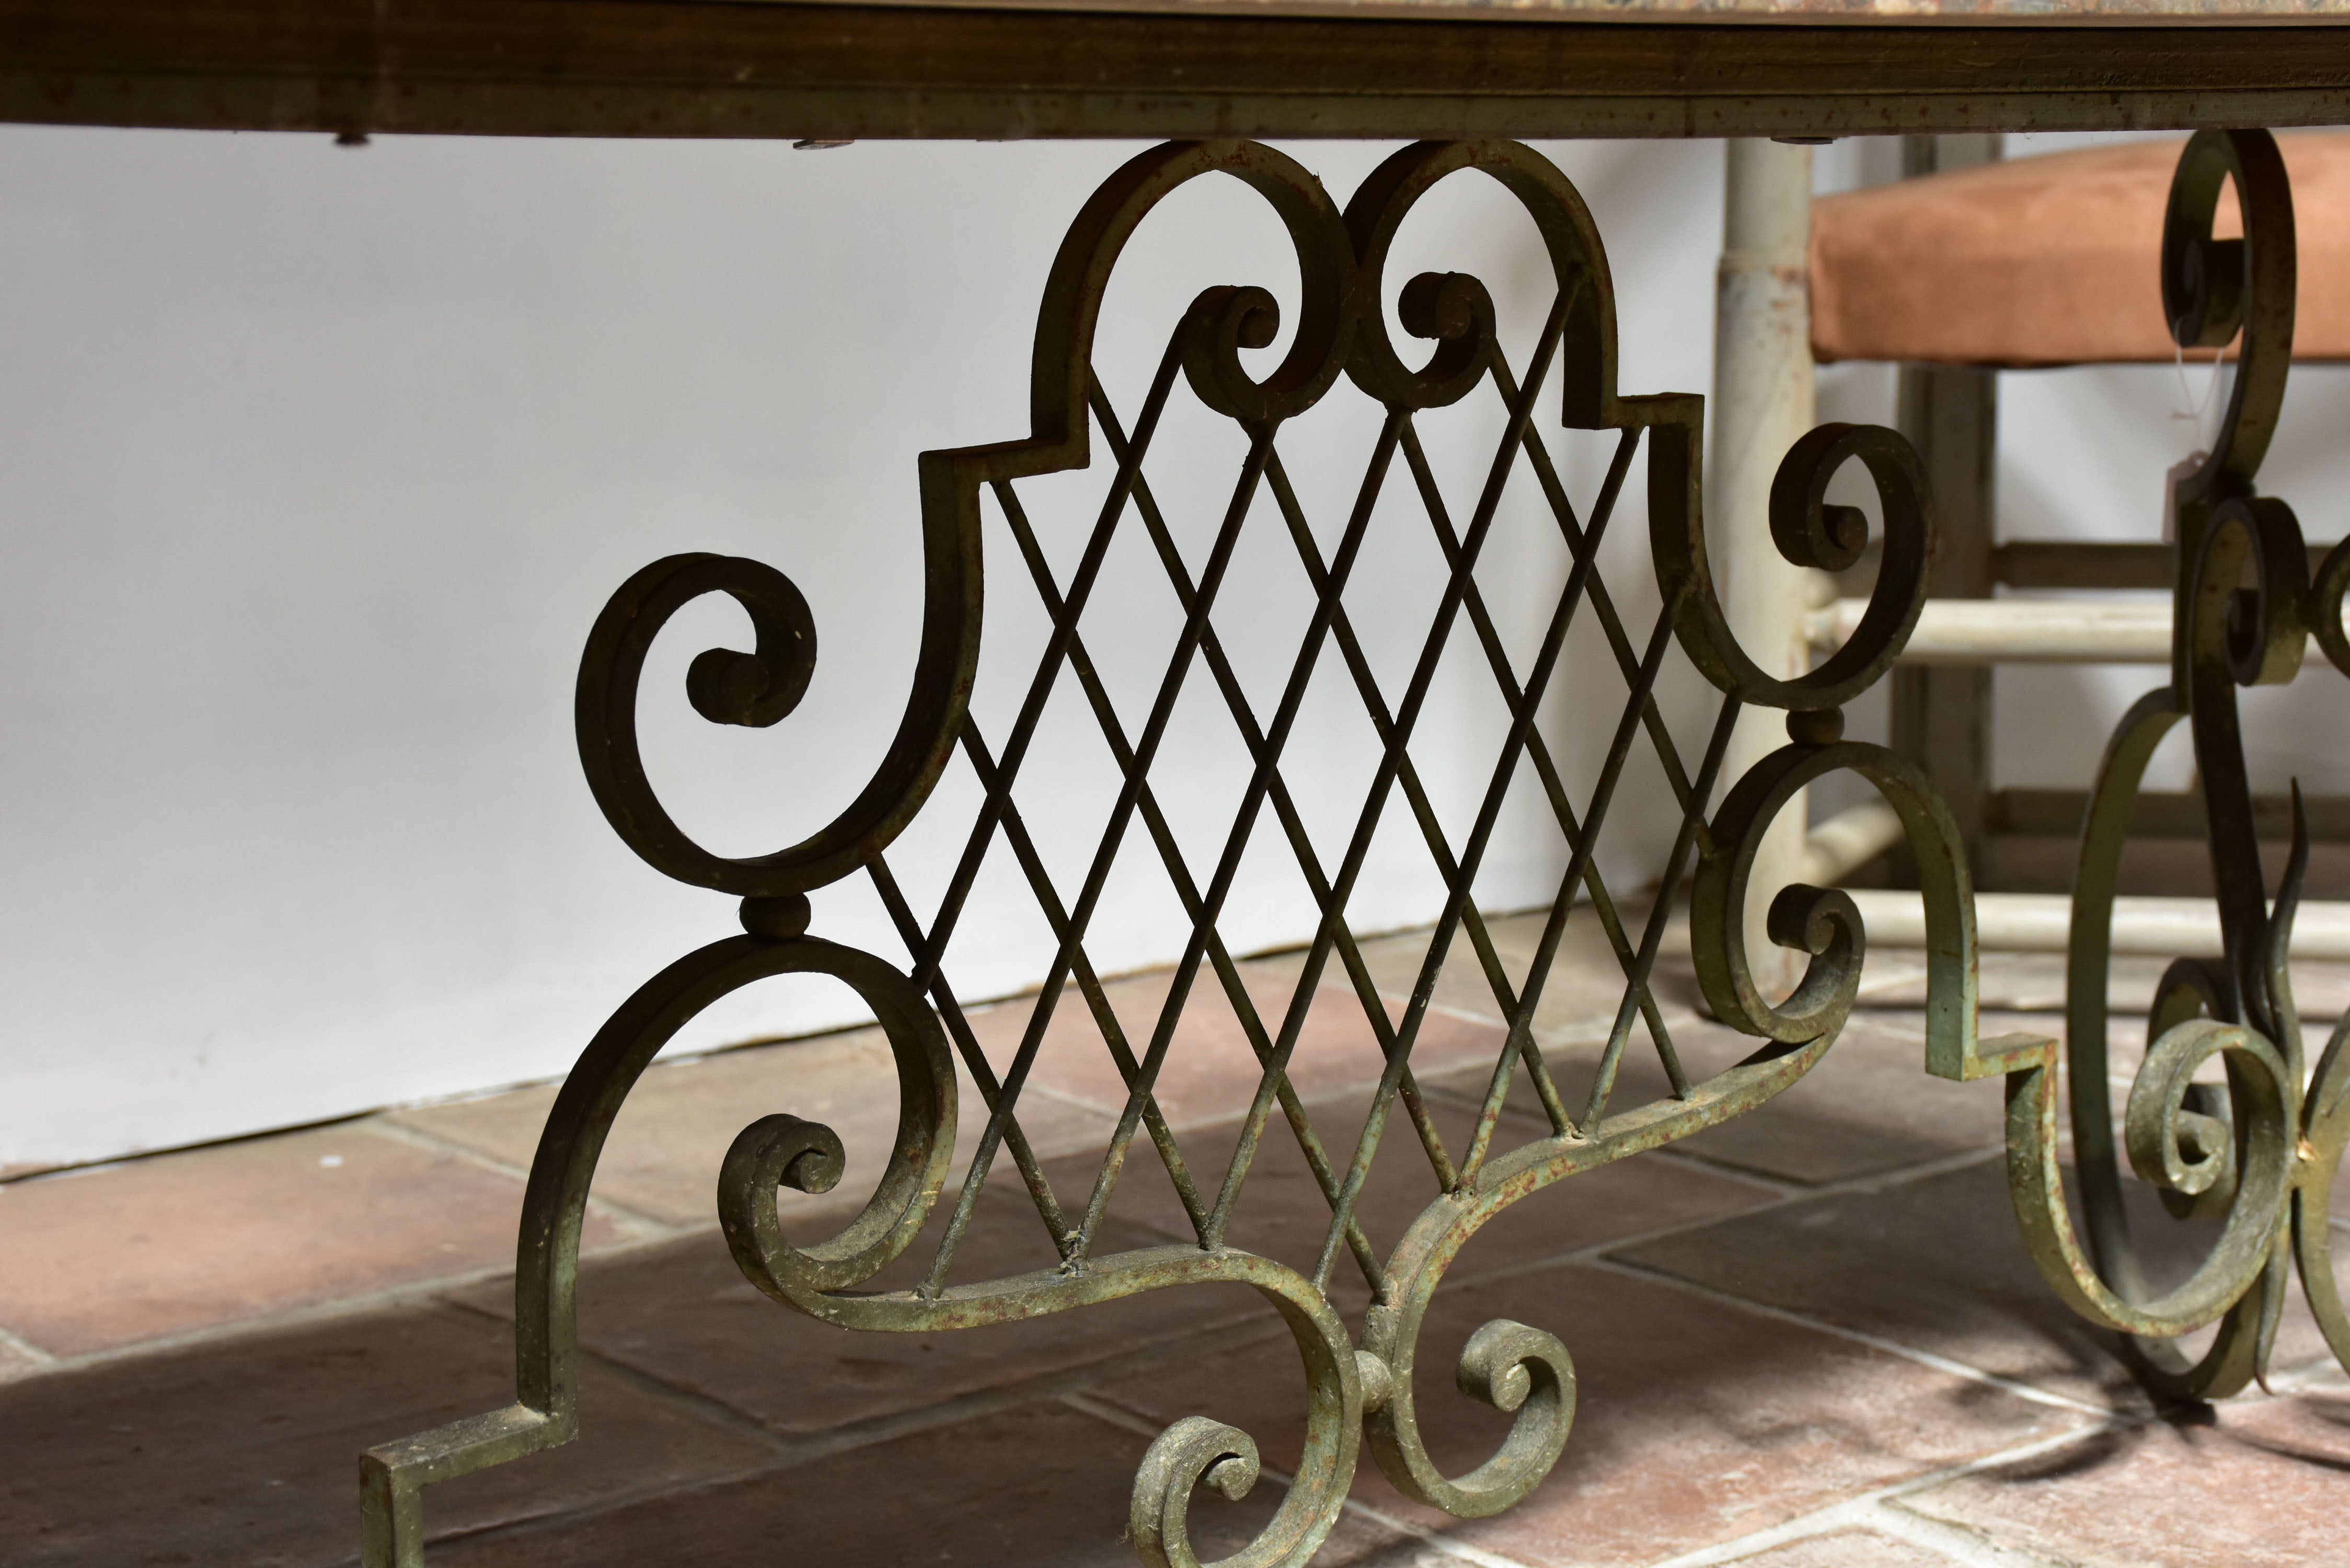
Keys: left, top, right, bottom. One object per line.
{"left": 0, "top": 130, "right": 1729, "bottom": 1168}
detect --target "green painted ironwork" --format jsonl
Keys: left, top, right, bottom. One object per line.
{"left": 2036, "top": 128, "right": 2350, "bottom": 1398}
{"left": 360, "top": 132, "right": 2349, "bottom": 1566}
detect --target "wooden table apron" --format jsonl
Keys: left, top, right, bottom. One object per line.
{"left": 0, "top": 1, "right": 2347, "bottom": 141}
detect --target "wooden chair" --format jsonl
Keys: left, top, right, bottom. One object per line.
{"left": 1803, "top": 132, "right": 2350, "bottom": 955}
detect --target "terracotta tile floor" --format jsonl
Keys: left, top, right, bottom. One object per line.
{"left": 4, "top": 912, "right": 2349, "bottom": 1567}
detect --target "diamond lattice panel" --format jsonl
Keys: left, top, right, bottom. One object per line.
{"left": 863, "top": 274, "right": 1735, "bottom": 1304}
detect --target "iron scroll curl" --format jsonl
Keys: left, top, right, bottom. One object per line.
{"left": 1678, "top": 422, "right": 1938, "bottom": 1047}
{"left": 576, "top": 525, "right": 979, "bottom": 901}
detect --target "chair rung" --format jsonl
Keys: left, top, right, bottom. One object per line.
{"left": 1846, "top": 889, "right": 2350, "bottom": 958}
{"left": 1992, "top": 787, "right": 2350, "bottom": 841}
{"left": 1806, "top": 597, "right": 2334, "bottom": 667}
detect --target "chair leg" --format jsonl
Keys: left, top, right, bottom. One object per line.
{"left": 1892, "top": 362, "right": 1998, "bottom": 877}
{"left": 1712, "top": 136, "right": 1816, "bottom": 994}
{"left": 1889, "top": 133, "right": 2002, "bottom": 885}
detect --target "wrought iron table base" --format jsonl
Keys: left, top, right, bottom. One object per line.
{"left": 363, "top": 131, "right": 2350, "bottom": 1568}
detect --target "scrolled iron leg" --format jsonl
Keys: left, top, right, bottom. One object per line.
{"left": 361, "top": 1405, "right": 564, "bottom": 1568}
{"left": 359, "top": 929, "right": 954, "bottom": 1563}
{"left": 2012, "top": 128, "right": 2350, "bottom": 1400}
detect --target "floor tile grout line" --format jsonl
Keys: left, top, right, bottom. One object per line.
{"left": 329, "top": 1451, "right": 810, "bottom": 1568}
{"left": 1864, "top": 1420, "right": 2172, "bottom": 1560}
{"left": 1016, "top": 1077, "right": 1130, "bottom": 1119}
{"left": 399, "top": 1297, "right": 803, "bottom": 1467}
{"left": 0, "top": 1258, "right": 531, "bottom": 1379}
{"left": 1631, "top": 1143, "right": 1819, "bottom": 1198}
{"left": 1632, "top": 1420, "right": 2129, "bottom": 1568}
{"left": 1415, "top": 1076, "right": 2011, "bottom": 1202}
{"left": 1059, "top": 1385, "right": 1205, "bottom": 1441}
{"left": 1482, "top": 1144, "right": 2010, "bottom": 1286}
{"left": 0, "top": 1320, "right": 54, "bottom": 1364}
{"left": 362, "top": 1114, "right": 687, "bottom": 1239}
{"left": 416, "top": 1294, "right": 808, "bottom": 1457}
{"left": 520, "top": 1297, "right": 1297, "bottom": 1475}
{"left": 0, "top": 1207, "right": 750, "bottom": 1382}
{"left": 1860, "top": 1497, "right": 2092, "bottom": 1568}
{"left": 1639, "top": 1140, "right": 2006, "bottom": 1202}
{"left": 0, "top": 1108, "right": 383, "bottom": 1191}
{"left": 774, "top": 1309, "right": 1295, "bottom": 1459}
{"left": 1399, "top": 1183, "right": 1819, "bottom": 1298}
{"left": 1586, "top": 1256, "right": 2119, "bottom": 1419}
{"left": 1061, "top": 1384, "right": 1190, "bottom": 1435}
{"left": 1058, "top": 1390, "right": 1548, "bottom": 1568}
{"left": 1324, "top": 1494, "right": 1549, "bottom": 1568}
{"left": 1759, "top": 1142, "right": 2011, "bottom": 1198}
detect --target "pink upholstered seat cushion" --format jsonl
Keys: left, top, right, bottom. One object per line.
{"left": 1810, "top": 133, "right": 2350, "bottom": 367}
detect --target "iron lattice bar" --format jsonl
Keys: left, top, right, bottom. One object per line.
{"left": 361, "top": 131, "right": 2350, "bottom": 1568}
